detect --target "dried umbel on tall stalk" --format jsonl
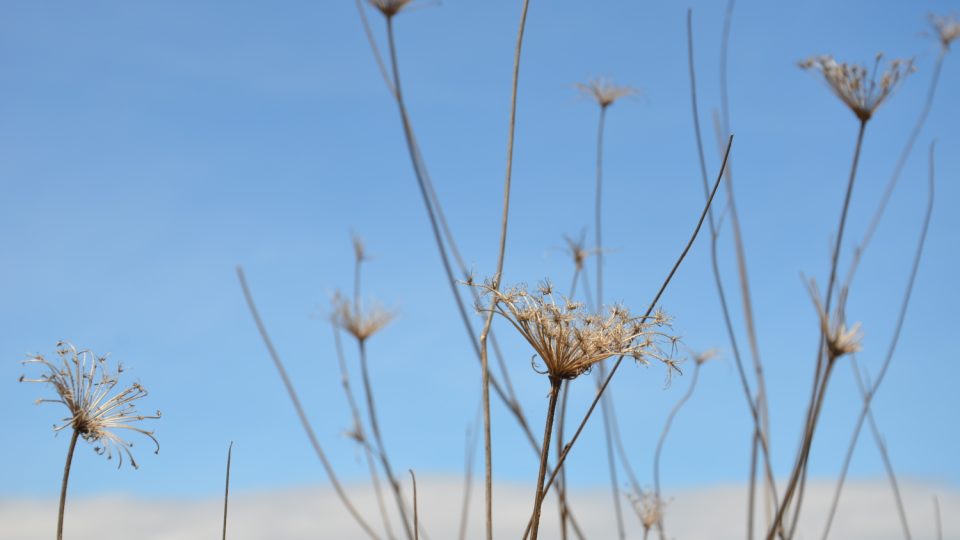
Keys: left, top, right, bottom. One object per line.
{"left": 930, "top": 13, "right": 960, "bottom": 50}
{"left": 475, "top": 279, "right": 676, "bottom": 540}
{"left": 20, "top": 341, "right": 160, "bottom": 540}
{"left": 798, "top": 54, "right": 914, "bottom": 122}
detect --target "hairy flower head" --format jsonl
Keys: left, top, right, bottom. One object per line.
{"left": 799, "top": 54, "right": 914, "bottom": 121}
{"left": 806, "top": 281, "right": 863, "bottom": 360}
{"left": 576, "top": 77, "right": 639, "bottom": 109}
{"left": 475, "top": 279, "right": 676, "bottom": 380}
{"left": 931, "top": 14, "right": 960, "bottom": 50}
{"left": 629, "top": 489, "right": 666, "bottom": 534}
{"left": 20, "top": 341, "right": 160, "bottom": 468}
{"left": 332, "top": 291, "right": 396, "bottom": 342}
{"left": 368, "top": 0, "right": 415, "bottom": 18}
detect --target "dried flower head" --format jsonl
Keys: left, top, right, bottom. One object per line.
{"left": 332, "top": 291, "right": 396, "bottom": 342}
{"left": 562, "top": 232, "right": 595, "bottom": 271}
{"left": 931, "top": 14, "right": 960, "bottom": 50}
{"left": 20, "top": 341, "right": 160, "bottom": 469}
{"left": 352, "top": 233, "right": 368, "bottom": 264}
{"left": 576, "top": 77, "right": 639, "bottom": 109}
{"left": 806, "top": 281, "right": 863, "bottom": 360}
{"left": 474, "top": 279, "right": 676, "bottom": 380}
{"left": 368, "top": 0, "right": 414, "bottom": 18}
{"left": 799, "top": 54, "right": 915, "bottom": 121}
{"left": 692, "top": 348, "right": 719, "bottom": 366}
{"left": 628, "top": 489, "right": 666, "bottom": 534}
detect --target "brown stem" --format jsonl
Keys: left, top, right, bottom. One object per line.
{"left": 236, "top": 267, "right": 381, "bottom": 540}
{"left": 222, "top": 441, "right": 233, "bottom": 540}
{"left": 410, "top": 470, "right": 419, "bottom": 540}
{"left": 57, "top": 429, "right": 80, "bottom": 540}
{"left": 529, "top": 377, "right": 562, "bottom": 540}
{"left": 522, "top": 135, "right": 734, "bottom": 540}
{"left": 774, "top": 119, "right": 868, "bottom": 539}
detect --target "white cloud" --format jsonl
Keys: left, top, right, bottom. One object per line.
{"left": 1, "top": 478, "right": 955, "bottom": 539}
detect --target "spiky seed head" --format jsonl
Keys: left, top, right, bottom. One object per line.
{"left": 931, "top": 14, "right": 960, "bottom": 50}
{"left": 352, "top": 233, "right": 368, "bottom": 263}
{"left": 799, "top": 54, "right": 915, "bottom": 122}
{"left": 20, "top": 341, "right": 160, "bottom": 469}
{"left": 576, "top": 77, "right": 639, "bottom": 109}
{"left": 332, "top": 291, "right": 396, "bottom": 342}
{"left": 473, "top": 279, "right": 677, "bottom": 380}
{"left": 806, "top": 280, "right": 863, "bottom": 361}
{"left": 368, "top": 0, "right": 414, "bottom": 18}
{"left": 628, "top": 489, "right": 666, "bottom": 533}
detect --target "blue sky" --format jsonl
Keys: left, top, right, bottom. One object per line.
{"left": 2, "top": 0, "right": 958, "bottom": 515}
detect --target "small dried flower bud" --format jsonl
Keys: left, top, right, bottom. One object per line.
{"left": 576, "top": 77, "right": 639, "bottom": 109}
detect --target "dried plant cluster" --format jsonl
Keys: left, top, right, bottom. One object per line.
{"left": 21, "top": 341, "right": 160, "bottom": 468}
{"left": 799, "top": 54, "right": 915, "bottom": 121}
{"left": 18, "top": 4, "right": 955, "bottom": 540}
{"left": 475, "top": 279, "right": 677, "bottom": 381}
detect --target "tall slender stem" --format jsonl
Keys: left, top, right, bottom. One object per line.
{"left": 359, "top": 339, "right": 416, "bottom": 540}
{"left": 222, "top": 441, "right": 233, "bottom": 540}
{"left": 529, "top": 377, "right": 562, "bottom": 540}
{"left": 653, "top": 363, "right": 702, "bottom": 539}
{"left": 773, "top": 119, "right": 868, "bottom": 539}
{"left": 57, "top": 429, "right": 80, "bottom": 540}
{"left": 236, "top": 267, "right": 381, "bottom": 540}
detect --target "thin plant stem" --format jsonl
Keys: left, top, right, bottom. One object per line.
{"left": 475, "top": 2, "right": 531, "bottom": 539}
{"left": 236, "top": 266, "right": 381, "bottom": 540}
{"left": 934, "top": 496, "right": 942, "bottom": 540}
{"left": 333, "top": 323, "right": 397, "bottom": 540}
{"left": 592, "top": 102, "right": 627, "bottom": 540}
{"left": 689, "top": 12, "right": 779, "bottom": 535}
{"left": 410, "top": 470, "right": 419, "bottom": 540}
{"left": 458, "top": 406, "right": 481, "bottom": 540}
{"left": 771, "top": 119, "right": 868, "bottom": 540}
{"left": 653, "top": 362, "right": 702, "bottom": 540}
{"left": 222, "top": 441, "right": 233, "bottom": 540}
{"left": 57, "top": 429, "right": 80, "bottom": 540}
{"left": 522, "top": 135, "right": 735, "bottom": 540}
{"left": 529, "top": 376, "right": 563, "bottom": 540}
{"left": 555, "top": 380, "right": 570, "bottom": 540}
{"left": 354, "top": 0, "right": 395, "bottom": 96}
{"left": 359, "top": 339, "right": 416, "bottom": 540}
{"left": 821, "top": 142, "right": 936, "bottom": 540}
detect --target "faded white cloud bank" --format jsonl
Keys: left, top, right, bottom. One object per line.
{"left": 1, "top": 477, "right": 955, "bottom": 539}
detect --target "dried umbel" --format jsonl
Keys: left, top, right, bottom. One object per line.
{"left": 807, "top": 281, "right": 863, "bottom": 360}
{"left": 576, "top": 77, "right": 639, "bottom": 109}
{"left": 562, "top": 233, "right": 595, "bottom": 271}
{"left": 931, "top": 14, "right": 960, "bottom": 50}
{"left": 799, "top": 54, "right": 915, "bottom": 121}
{"left": 368, "top": 0, "right": 414, "bottom": 18}
{"left": 20, "top": 341, "right": 160, "bottom": 468}
{"left": 628, "top": 489, "right": 666, "bottom": 535}
{"left": 475, "top": 279, "right": 677, "bottom": 380}
{"left": 332, "top": 292, "right": 396, "bottom": 342}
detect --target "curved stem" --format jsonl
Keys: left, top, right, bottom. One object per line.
{"left": 57, "top": 429, "right": 80, "bottom": 540}
{"left": 236, "top": 267, "right": 381, "bottom": 540}
{"left": 529, "top": 377, "right": 562, "bottom": 540}
{"left": 222, "top": 441, "right": 233, "bottom": 540}
{"left": 653, "top": 363, "right": 701, "bottom": 540}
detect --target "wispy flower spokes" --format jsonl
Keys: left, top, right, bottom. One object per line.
{"left": 474, "top": 279, "right": 677, "bottom": 380}
{"left": 806, "top": 281, "right": 863, "bottom": 360}
{"left": 931, "top": 14, "right": 960, "bottom": 50}
{"left": 332, "top": 292, "right": 396, "bottom": 342}
{"left": 799, "top": 54, "right": 914, "bottom": 121}
{"left": 20, "top": 341, "right": 160, "bottom": 469}
{"left": 628, "top": 489, "right": 666, "bottom": 534}
{"left": 368, "top": 0, "right": 415, "bottom": 18}
{"left": 576, "top": 77, "right": 639, "bottom": 109}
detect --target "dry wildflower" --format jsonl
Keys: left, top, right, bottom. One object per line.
{"left": 576, "top": 77, "right": 639, "bottom": 109}
{"left": 368, "top": 0, "right": 414, "bottom": 18}
{"left": 20, "top": 341, "right": 160, "bottom": 469}
{"left": 806, "top": 280, "right": 863, "bottom": 360}
{"left": 628, "top": 489, "right": 666, "bottom": 535}
{"left": 931, "top": 14, "right": 960, "bottom": 50}
{"left": 474, "top": 279, "right": 676, "bottom": 380}
{"left": 692, "top": 348, "right": 719, "bottom": 366}
{"left": 332, "top": 291, "right": 396, "bottom": 342}
{"left": 562, "top": 232, "right": 595, "bottom": 271}
{"left": 799, "top": 54, "right": 915, "bottom": 121}
{"left": 352, "top": 233, "right": 368, "bottom": 263}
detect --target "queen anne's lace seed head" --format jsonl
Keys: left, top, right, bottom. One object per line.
{"left": 474, "top": 279, "right": 676, "bottom": 381}
{"left": 806, "top": 281, "right": 863, "bottom": 361}
{"left": 799, "top": 54, "right": 915, "bottom": 121}
{"left": 576, "top": 77, "right": 639, "bottom": 109}
{"left": 629, "top": 489, "right": 666, "bottom": 535}
{"left": 931, "top": 14, "right": 960, "bottom": 50}
{"left": 368, "top": 0, "right": 415, "bottom": 18}
{"left": 332, "top": 291, "right": 396, "bottom": 342}
{"left": 20, "top": 341, "right": 160, "bottom": 469}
